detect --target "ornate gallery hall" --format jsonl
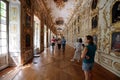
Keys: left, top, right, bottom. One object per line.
{"left": 0, "top": 0, "right": 120, "bottom": 80}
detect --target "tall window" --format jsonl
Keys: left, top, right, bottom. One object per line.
{"left": 0, "top": 1, "right": 8, "bottom": 55}
{"left": 0, "top": 0, "right": 8, "bottom": 68}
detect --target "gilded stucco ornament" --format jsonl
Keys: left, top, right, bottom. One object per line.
{"left": 101, "top": 56, "right": 113, "bottom": 67}
{"left": 54, "top": 0, "right": 68, "bottom": 9}
{"left": 113, "top": 62, "right": 120, "bottom": 71}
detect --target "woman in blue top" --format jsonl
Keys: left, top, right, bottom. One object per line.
{"left": 81, "top": 35, "right": 96, "bottom": 80}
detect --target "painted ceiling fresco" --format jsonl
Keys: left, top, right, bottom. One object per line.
{"left": 44, "top": 0, "right": 82, "bottom": 31}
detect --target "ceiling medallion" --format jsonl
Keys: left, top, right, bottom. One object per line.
{"left": 54, "top": 0, "right": 68, "bottom": 9}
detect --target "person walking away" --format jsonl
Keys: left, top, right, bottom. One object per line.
{"left": 57, "top": 38, "right": 61, "bottom": 50}
{"left": 51, "top": 36, "right": 56, "bottom": 51}
{"left": 71, "top": 38, "right": 83, "bottom": 62}
{"left": 61, "top": 36, "right": 66, "bottom": 52}
{"left": 81, "top": 35, "right": 97, "bottom": 80}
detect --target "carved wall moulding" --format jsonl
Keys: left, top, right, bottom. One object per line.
{"left": 113, "top": 62, "right": 120, "bottom": 71}
{"left": 112, "top": 22, "right": 120, "bottom": 29}
{"left": 101, "top": 56, "right": 113, "bottom": 67}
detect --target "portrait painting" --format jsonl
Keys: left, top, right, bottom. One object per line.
{"left": 26, "top": 0, "right": 31, "bottom": 8}
{"left": 26, "top": 13, "right": 31, "bottom": 27}
{"left": 111, "top": 32, "right": 120, "bottom": 52}
{"left": 112, "top": 1, "right": 120, "bottom": 23}
{"left": 26, "top": 34, "right": 31, "bottom": 47}
{"left": 92, "top": 15, "right": 98, "bottom": 29}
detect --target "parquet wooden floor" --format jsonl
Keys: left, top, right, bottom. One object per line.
{"left": 2, "top": 45, "right": 120, "bottom": 80}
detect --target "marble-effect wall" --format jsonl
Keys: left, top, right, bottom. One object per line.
{"left": 20, "top": 0, "right": 34, "bottom": 65}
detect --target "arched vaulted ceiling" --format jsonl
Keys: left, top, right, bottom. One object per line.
{"left": 33, "top": 0, "right": 57, "bottom": 34}
{"left": 43, "top": 0, "right": 84, "bottom": 33}
{"left": 11, "top": 0, "right": 92, "bottom": 34}
{"left": 34, "top": 0, "right": 89, "bottom": 34}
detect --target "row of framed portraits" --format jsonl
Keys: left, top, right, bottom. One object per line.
{"left": 93, "top": 32, "right": 120, "bottom": 52}
{"left": 74, "top": 1, "right": 120, "bottom": 29}
{"left": 72, "top": 15, "right": 98, "bottom": 29}
{"left": 25, "top": 0, "right": 32, "bottom": 48}
{"left": 25, "top": 12, "right": 32, "bottom": 48}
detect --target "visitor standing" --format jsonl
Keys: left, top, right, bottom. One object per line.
{"left": 81, "top": 35, "right": 97, "bottom": 80}
{"left": 71, "top": 38, "right": 83, "bottom": 62}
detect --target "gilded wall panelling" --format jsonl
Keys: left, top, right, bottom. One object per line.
{"left": 20, "top": 0, "right": 34, "bottom": 64}
{"left": 100, "top": 55, "right": 113, "bottom": 67}
{"left": 97, "top": 0, "right": 120, "bottom": 75}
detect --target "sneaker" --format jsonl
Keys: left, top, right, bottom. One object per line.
{"left": 71, "top": 59, "right": 74, "bottom": 62}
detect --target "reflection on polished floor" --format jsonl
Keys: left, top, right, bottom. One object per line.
{"left": 0, "top": 67, "right": 15, "bottom": 77}
{"left": 13, "top": 45, "right": 119, "bottom": 80}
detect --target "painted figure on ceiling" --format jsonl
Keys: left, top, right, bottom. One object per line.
{"left": 54, "top": 0, "right": 68, "bottom": 9}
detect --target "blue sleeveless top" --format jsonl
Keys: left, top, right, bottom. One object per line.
{"left": 83, "top": 44, "right": 97, "bottom": 63}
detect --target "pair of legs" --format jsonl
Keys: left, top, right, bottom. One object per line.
{"left": 84, "top": 70, "right": 93, "bottom": 80}
{"left": 71, "top": 58, "right": 80, "bottom": 62}
{"left": 52, "top": 45, "right": 54, "bottom": 50}
{"left": 52, "top": 43, "right": 55, "bottom": 51}
{"left": 57, "top": 44, "right": 61, "bottom": 50}
{"left": 82, "top": 63, "right": 94, "bottom": 80}
{"left": 71, "top": 51, "right": 80, "bottom": 62}
{"left": 62, "top": 44, "right": 65, "bottom": 52}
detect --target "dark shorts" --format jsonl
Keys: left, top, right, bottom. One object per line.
{"left": 82, "top": 62, "right": 94, "bottom": 71}
{"left": 52, "top": 43, "right": 55, "bottom": 46}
